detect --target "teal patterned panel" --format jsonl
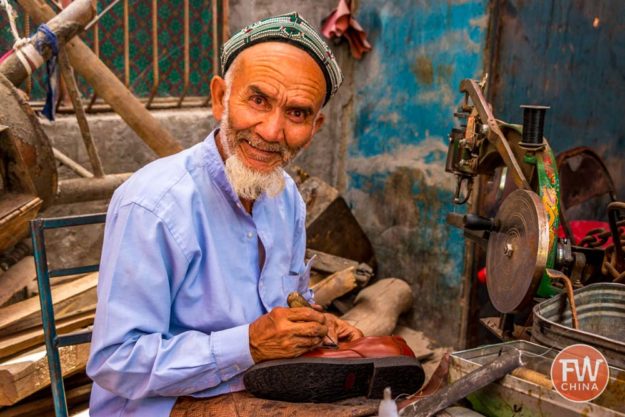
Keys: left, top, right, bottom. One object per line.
{"left": 0, "top": 0, "right": 219, "bottom": 102}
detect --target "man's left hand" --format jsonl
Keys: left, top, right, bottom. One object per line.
{"left": 323, "top": 313, "right": 364, "bottom": 344}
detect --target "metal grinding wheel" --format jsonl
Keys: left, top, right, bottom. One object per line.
{"left": 486, "top": 189, "right": 550, "bottom": 313}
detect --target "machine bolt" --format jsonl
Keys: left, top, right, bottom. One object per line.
{"left": 503, "top": 243, "right": 514, "bottom": 257}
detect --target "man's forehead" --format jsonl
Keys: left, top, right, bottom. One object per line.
{"left": 236, "top": 42, "right": 324, "bottom": 76}
{"left": 232, "top": 43, "right": 327, "bottom": 104}
{"left": 220, "top": 12, "right": 343, "bottom": 105}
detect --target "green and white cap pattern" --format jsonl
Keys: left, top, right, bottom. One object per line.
{"left": 221, "top": 12, "right": 343, "bottom": 105}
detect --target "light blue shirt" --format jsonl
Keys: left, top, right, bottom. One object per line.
{"left": 87, "top": 129, "right": 313, "bottom": 417}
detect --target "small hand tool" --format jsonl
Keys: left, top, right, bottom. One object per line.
{"left": 287, "top": 291, "right": 338, "bottom": 347}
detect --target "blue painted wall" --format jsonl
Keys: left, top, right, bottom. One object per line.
{"left": 344, "top": 0, "right": 490, "bottom": 347}
{"left": 489, "top": 0, "right": 625, "bottom": 197}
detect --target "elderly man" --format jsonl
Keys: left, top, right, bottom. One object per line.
{"left": 86, "top": 12, "right": 363, "bottom": 417}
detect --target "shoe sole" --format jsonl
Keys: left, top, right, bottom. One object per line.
{"left": 243, "top": 356, "right": 425, "bottom": 403}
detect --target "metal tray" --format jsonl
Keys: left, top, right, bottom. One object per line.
{"left": 532, "top": 283, "right": 625, "bottom": 369}
{"left": 450, "top": 341, "right": 625, "bottom": 417}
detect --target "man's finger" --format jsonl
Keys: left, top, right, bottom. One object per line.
{"left": 293, "top": 336, "right": 323, "bottom": 349}
{"left": 285, "top": 307, "right": 326, "bottom": 323}
{"left": 290, "top": 321, "right": 328, "bottom": 338}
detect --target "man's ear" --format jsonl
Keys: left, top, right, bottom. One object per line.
{"left": 210, "top": 75, "right": 227, "bottom": 122}
{"left": 311, "top": 112, "right": 325, "bottom": 137}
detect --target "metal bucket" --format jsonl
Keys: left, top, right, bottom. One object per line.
{"left": 532, "top": 283, "right": 625, "bottom": 369}
{"left": 450, "top": 341, "right": 625, "bottom": 417}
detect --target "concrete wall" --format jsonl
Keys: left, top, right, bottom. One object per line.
{"left": 344, "top": 0, "right": 489, "bottom": 347}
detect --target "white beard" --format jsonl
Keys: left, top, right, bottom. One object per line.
{"left": 218, "top": 107, "right": 289, "bottom": 200}
{"left": 224, "top": 155, "right": 285, "bottom": 200}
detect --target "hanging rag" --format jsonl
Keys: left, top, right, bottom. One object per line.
{"left": 321, "top": 0, "right": 372, "bottom": 60}
{"left": 35, "top": 24, "right": 60, "bottom": 121}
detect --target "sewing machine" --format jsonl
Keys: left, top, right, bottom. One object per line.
{"left": 444, "top": 78, "right": 619, "bottom": 338}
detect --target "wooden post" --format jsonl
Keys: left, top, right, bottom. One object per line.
{"left": 16, "top": 0, "right": 184, "bottom": 157}
{"left": 55, "top": 173, "right": 132, "bottom": 204}
{"left": 0, "top": 0, "right": 96, "bottom": 85}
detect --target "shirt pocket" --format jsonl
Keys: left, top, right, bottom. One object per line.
{"left": 282, "top": 257, "right": 315, "bottom": 304}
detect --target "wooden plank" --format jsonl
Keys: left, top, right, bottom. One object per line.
{"left": 310, "top": 267, "right": 358, "bottom": 308}
{"left": 0, "top": 195, "right": 42, "bottom": 253}
{"left": 0, "top": 312, "right": 95, "bottom": 360}
{"left": 0, "top": 383, "right": 91, "bottom": 417}
{"left": 0, "top": 273, "right": 97, "bottom": 337}
{"left": 306, "top": 249, "right": 359, "bottom": 274}
{"left": 0, "top": 343, "right": 90, "bottom": 406}
{"left": 0, "top": 257, "right": 36, "bottom": 307}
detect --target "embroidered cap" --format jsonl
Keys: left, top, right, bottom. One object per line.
{"left": 221, "top": 12, "right": 343, "bottom": 106}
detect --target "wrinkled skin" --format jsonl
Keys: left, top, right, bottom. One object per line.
{"left": 209, "top": 42, "right": 363, "bottom": 363}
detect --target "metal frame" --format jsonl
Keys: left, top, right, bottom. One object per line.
{"left": 30, "top": 213, "right": 106, "bottom": 417}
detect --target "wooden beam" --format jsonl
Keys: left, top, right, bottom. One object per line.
{"left": 0, "top": 0, "right": 96, "bottom": 85}
{"left": 306, "top": 249, "right": 358, "bottom": 274}
{"left": 0, "top": 343, "right": 90, "bottom": 406}
{"left": 0, "top": 383, "right": 91, "bottom": 417}
{"left": 16, "top": 0, "right": 184, "bottom": 158}
{"left": 0, "top": 312, "right": 94, "bottom": 360}
{"left": 0, "top": 257, "right": 35, "bottom": 307}
{"left": 0, "top": 273, "right": 97, "bottom": 337}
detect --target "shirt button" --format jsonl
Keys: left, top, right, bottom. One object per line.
{"left": 247, "top": 232, "right": 254, "bottom": 238}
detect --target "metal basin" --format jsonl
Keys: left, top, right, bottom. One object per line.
{"left": 532, "top": 283, "right": 625, "bottom": 369}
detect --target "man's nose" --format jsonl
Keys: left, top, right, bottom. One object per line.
{"left": 255, "top": 109, "right": 286, "bottom": 143}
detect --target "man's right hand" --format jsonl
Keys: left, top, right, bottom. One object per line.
{"left": 249, "top": 307, "right": 328, "bottom": 363}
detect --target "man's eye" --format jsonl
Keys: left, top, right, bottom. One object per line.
{"left": 288, "top": 109, "right": 306, "bottom": 122}
{"left": 251, "top": 96, "right": 265, "bottom": 106}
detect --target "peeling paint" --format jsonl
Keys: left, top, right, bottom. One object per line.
{"left": 348, "top": 0, "right": 488, "bottom": 347}
{"left": 412, "top": 56, "right": 435, "bottom": 85}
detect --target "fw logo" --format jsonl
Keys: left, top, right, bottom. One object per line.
{"left": 551, "top": 344, "right": 610, "bottom": 402}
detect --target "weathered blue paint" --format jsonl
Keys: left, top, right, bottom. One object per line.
{"left": 345, "top": 1, "right": 489, "bottom": 346}
{"left": 489, "top": 0, "right": 625, "bottom": 197}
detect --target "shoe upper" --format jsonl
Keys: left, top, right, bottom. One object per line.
{"left": 301, "top": 336, "right": 416, "bottom": 359}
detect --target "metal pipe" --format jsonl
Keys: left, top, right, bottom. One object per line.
{"left": 202, "top": 0, "right": 219, "bottom": 107}
{"left": 146, "top": 0, "right": 160, "bottom": 109}
{"left": 176, "top": 0, "right": 190, "bottom": 107}
{"left": 30, "top": 219, "right": 69, "bottom": 417}
{"left": 123, "top": 0, "right": 129, "bottom": 87}
{"left": 55, "top": 173, "right": 132, "bottom": 204}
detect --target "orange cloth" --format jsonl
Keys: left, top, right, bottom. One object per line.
{"left": 321, "top": 0, "right": 372, "bottom": 59}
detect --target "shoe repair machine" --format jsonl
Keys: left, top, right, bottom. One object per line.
{"left": 444, "top": 78, "right": 625, "bottom": 337}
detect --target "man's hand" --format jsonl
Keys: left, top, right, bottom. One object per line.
{"left": 323, "top": 313, "right": 364, "bottom": 343}
{"left": 249, "top": 307, "right": 328, "bottom": 363}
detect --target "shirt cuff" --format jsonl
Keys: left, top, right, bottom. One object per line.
{"left": 211, "top": 323, "right": 255, "bottom": 382}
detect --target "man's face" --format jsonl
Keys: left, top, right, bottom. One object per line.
{"left": 213, "top": 43, "right": 327, "bottom": 175}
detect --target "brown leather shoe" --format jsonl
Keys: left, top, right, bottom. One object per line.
{"left": 244, "top": 336, "right": 424, "bottom": 403}
{"left": 302, "top": 336, "right": 416, "bottom": 359}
